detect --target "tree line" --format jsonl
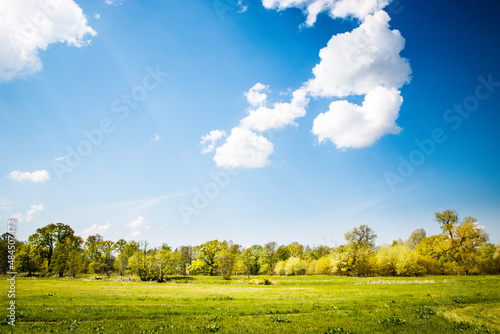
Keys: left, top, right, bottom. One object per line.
{"left": 1, "top": 210, "right": 499, "bottom": 280}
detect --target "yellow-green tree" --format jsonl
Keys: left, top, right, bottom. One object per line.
{"left": 187, "top": 240, "right": 223, "bottom": 276}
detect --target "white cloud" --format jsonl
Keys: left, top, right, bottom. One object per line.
{"left": 244, "top": 82, "right": 268, "bottom": 107}
{"left": 200, "top": 130, "right": 227, "bottom": 153}
{"left": 214, "top": 127, "right": 274, "bottom": 168}
{"left": 126, "top": 216, "right": 150, "bottom": 237}
{"left": 0, "top": 197, "right": 13, "bottom": 212}
{"left": 312, "top": 86, "right": 402, "bottom": 148}
{"left": 10, "top": 203, "right": 44, "bottom": 223}
{"left": 239, "top": 0, "right": 249, "bottom": 13}
{"left": 54, "top": 156, "right": 66, "bottom": 161}
{"left": 7, "top": 170, "right": 50, "bottom": 183}
{"left": 262, "top": 0, "right": 390, "bottom": 26}
{"left": 94, "top": 13, "right": 101, "bottom": 20}
{"left": 105, "top": 0, "right": 123, "bottom": 5}
{"left": 26, "top": 204, "right": 44, "bottom": 222}
{"left": 82, "top": 223, "right": 111, "bottom": 237}
{"left": 11, "top": 213, "right": 23, "bottom": 221}
{"left": 306, "top": 10, "right": 411, "bottom": 98}
{"left": 203, "top": 6, "right": 412, "bottom": 168}
{"left": 152, "top": 134, "right": 160, "bottom": 142}
{"left": 240, "top": 87, "right": 309, "bottom": 131}
{"left": 0, "top": 0, "right": 96, "bottom": 82}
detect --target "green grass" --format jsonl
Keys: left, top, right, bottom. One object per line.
{"left": 1, "top": 275, "right": 499, "bottom": 333}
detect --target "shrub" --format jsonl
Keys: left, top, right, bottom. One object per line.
{"left": 314, "top": 257, "right": 333, "bottom": 275}
{"left": 284, "top": 257, "right": 305, "bottom": 276}
{"left": 274, "top": 260, "right": 286, "bottom": 276}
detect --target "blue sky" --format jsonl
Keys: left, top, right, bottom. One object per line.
{"left": 1, "top": 0, "right": 499, "bottom": 248}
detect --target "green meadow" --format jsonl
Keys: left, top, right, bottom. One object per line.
{"left": 1, "top": 275, "right": 499, "bottom": 333}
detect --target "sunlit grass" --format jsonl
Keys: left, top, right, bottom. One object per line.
{"left": 1, "top": 275, "right": 499, "bottom": 333}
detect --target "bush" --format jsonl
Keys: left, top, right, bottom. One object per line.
{"left": 396, "top": 245, "right": 426, "bottom": 276}
{"left": 314, "top": 256, "right": 333, "bottom": 275}
{"left": 274, "top": 260, "right": 286, "bottom": 276}
{"left": 284, "top": 257, "right": 305, "bottom": 276}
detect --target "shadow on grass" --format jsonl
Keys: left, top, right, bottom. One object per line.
{"left": 164, "top": 276, "right": 196, "bottom": 282}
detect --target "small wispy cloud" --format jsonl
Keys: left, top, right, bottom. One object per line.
{"left": 152, "top": 134, "right": 160, "bottom": 142}
{"left": 12, "top": 204, "right": 44, "bottom": 223}
{"left": 7, "top": 170, "right": 50, "bottom": 183}
{"left": 200, "top": 130, "right": 226, "bottom": 154}
{"left": 54, "top": 156, "right": 66, "bottom": 161}
{"left": 26, "top": 204, "right": 44, "bottom": 222}
{"left": 91, "top": 194, "right": 185, "bottom": 217}
{"left": 94, "top": 13, "right": 101, "bottom": 20}
{"left": 126, "top": 216, "right": 150, "bottom": 237}
{"left": 82, "top": 223, "right": 111, "bottom": 237}
{"left": 0, "top": 197, "right": 13, "bottom": 211}
{"left": 105, "top": 0, "right": 123, "bottom": 5}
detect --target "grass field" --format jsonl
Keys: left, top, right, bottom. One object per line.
{"left": 1, "top": 275, "right": 499, "bottom": 333}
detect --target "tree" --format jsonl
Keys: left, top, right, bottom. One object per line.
{"left": 188, "top": 240, "right": 223, "bottom": 276}
{"left": 128, "top": 250, "right": 149, "bottom": 281}
{"left": 287, "top": 242, "right": 304, "bottom": 258}
{"left": 275, "top": 245, "right": 291, "bottom": 262}
{"left": 15, "top": 242, "right": 41, "bottom": 276}
{"left": 284, "top": 256, "right": 306, "bottom": 276}
{"left": 306, "top": 246, "right": 331, "bottom": 261}
{"left": 216, "top": 241, "right": 240, "bottom": 280}
{"left": 52, "top": 236, "right": 83, "bottom": 277}
{"left": 114, "top": 240, "right": 140, "bottom": 276}
{"left": 28, "top": 223, "right": 75, "bottom": 273}
{"left": 339, "top": 225, "right": 378, "bottom": 276}
{"left": 407, "top": 228, "right": 426, "bottom": 250}
{"left": 435, "top": 210, "right": 459, "bottom": 238}
{"left": 312, "top": 256, "right": 332, "bottom": 275}
{"left": 415, "top": 234, "right": 448, "bottom": 260}
{"left": 241, "top": 245, "right": 263, "bottom": 277}
{"left": 1, "top": 233, "right": 22, "bottom": 274}
{"left": 148, "top": 248, "right": 175, "bottom": 282}
{"left": 376, "top": 245, "right": 400, "bottom": 276}
{"left": 177, "top": 246, "right": 194, "bottom": 275}
{"left": 258, "top": 242, "right": 277, "bottom": 275}
{"left": 451, "top": 216, "right": 489, "bottom": 274}
{"left": 395, "top": 245, "right": 426, "bottom": 276}
{"left": 84, "top": 235, "right": 115, "bottom": 274}
{"left": 345, "top": 225, "right": 377, "bottom": 251}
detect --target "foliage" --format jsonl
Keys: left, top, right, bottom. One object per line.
{"left": 28, "top": 223, "right": 75, "bottom": 274}
{"left": 5, "top": 210, "right": 500, "bottom": 279}
{"left": 407, "top": 228, "right": 426, "bottom": 250}
{"left": 188, "top": 240, "right": 223, "bottom": 276}
{"left": 284, "top": 256, "right": 306, "bottom": 276}
{"left": 216, "top": 241, "right": 240, "bottom": 280}
{"left": 345, "top": 224, "right": 377, "bottom": 251}
{"left": 241, "top": 245, "right": 262, "bottom": 276}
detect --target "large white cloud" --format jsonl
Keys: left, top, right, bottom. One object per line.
{"left": 240, "top": 87, "right": 309, "bottom": 131}
{"left": 262, "top": 0, "right": 391, "bottom": 26}
{"left": 312, "top": 86, "right": 403, "bottom": 148}
{"left": 204, "top": 5, "right": 412, "bottom": 168}
{"left": 7, "top": 170, "right": 50, "bottom": 183}
{"left": 0, "top": 0, "right": 96, "bottom": 82}
{"left": 306, "top": 10, "right": 411, "bottom": 98}
{"left": 214, "top": 127, "right": 274, "bottom": 168}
